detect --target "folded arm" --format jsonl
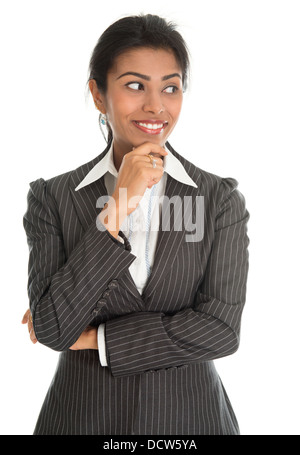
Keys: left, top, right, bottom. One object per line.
{"left": 23, "top": 178, "right": 136, "bottom": 352}
{"left": 103, "top": 178, "right": 250, "bottom": 377}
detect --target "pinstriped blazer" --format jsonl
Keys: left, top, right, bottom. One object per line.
{"left": 23, "top": 141, "right": 249, "bottom": 435}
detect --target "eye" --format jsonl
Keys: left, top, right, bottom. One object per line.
{"left": 163, "top": 85, "right": 178, "bottom": 94}
{"left": 126, "top": 82, "right": 144, "bottom": 91}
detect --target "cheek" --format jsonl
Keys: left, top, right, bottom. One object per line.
{"left": 107, "top": 92, "right": 138, "bottom": 127}
{"left": 168, "top": 97, "right": 183, "bottom": 123}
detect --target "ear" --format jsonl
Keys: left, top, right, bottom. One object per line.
{"left": 89, "top": 79, "right": 107, "bottom": 114}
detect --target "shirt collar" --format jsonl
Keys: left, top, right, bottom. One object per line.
{"left": 75, "top": 142, "right": 197, "bottom": 191}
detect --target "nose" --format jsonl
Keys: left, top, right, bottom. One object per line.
{"left": 143, "top": 90, "right": 164, "bottom": 115}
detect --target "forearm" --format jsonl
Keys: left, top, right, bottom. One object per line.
{"left": 104, "top": 182, "right": 249, "bottom": 378}
{"left": 104, "top": 302, "right": 242, "bottom": 378}
{"left": 30, "top": 220, "right": 135, "bottom": 351}
{"left": 69, "top": 326, "right": 98, "bottom": 351}
{"left": 98, "top": 197, "right": 128, "bottom": 240}
{"left": 24, "top": 179, "right": 136, "bottom": 352}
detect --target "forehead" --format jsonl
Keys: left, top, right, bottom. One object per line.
{"left": 109, "top": 47, "right": 182, "bottom": 78}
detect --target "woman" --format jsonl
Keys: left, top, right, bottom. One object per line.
{"left": 22, "top": 14, "right": 249, "bottom": 435}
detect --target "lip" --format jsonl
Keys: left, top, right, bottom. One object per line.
{"left": 133, "top": 120, "right": 168, "bottom": 135}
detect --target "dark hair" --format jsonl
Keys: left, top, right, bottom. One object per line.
{"left": 88, "top": 14, "right": 190, "bottom": 142}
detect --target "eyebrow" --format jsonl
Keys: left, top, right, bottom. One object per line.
{"left": 116, "top": 72, "right": 182, "bottom": 81}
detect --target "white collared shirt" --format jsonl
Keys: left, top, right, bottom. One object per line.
{"left": 75, "top": 142, "right": 197, "bottom": 366}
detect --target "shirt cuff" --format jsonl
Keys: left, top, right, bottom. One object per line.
{"left": 97, "top": 324, "right": 108, "bottom": 367}
{"left": 96, "top": 216, "right": 130, "bottom": 251}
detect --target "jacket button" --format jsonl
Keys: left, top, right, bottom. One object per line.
{"left": 97, "top": 298, "right": 107, "bottom": 307}
{"left": 92, "top": 298, "right": 107, "bottom": 316}
{"left": 108, "top": 279, "right": 118, "bottom": 289}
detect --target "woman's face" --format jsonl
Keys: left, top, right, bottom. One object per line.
{"left": 91, "top": 47, "right": 183, "bottom": 154}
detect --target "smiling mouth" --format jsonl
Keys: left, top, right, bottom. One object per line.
{"left": 133, "top": 121, "right": 168, "bottom": 135}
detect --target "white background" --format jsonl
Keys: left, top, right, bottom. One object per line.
{"left": 0, "top": 0, "right": 299, "bottom": 435}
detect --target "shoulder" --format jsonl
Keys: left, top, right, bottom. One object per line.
{"left": 167, "top": 143, "right": 248, "bottom": 226}
{"left": 27, "top": 142, "right": 111, "bottom": 201}
{"left": 167, "top": 142, "right": 240, "bottom": 199}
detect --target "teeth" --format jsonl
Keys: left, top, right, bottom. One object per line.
{"left": 137, "top": 122, "right": 164, "bottom": 130}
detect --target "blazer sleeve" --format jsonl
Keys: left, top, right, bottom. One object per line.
{"left": 104, "top": 178, "right": 250, "bottom": 378}
{"left": 23, "top": 178, "right": 136, "bottom": 351}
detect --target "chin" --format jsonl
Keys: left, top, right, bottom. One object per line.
{"left": 134, "top": 133, "right": 169, "bottom": 147}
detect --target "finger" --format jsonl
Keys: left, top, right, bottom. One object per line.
{"left": 141, "top": 163, "right": 164, "bottom": 180}
{"left": 29, "top": 327, "right": 37, "bottom": 343}
{"left": 21, "top": 308, "right": 31, "bottom": 324}
{"left": 128, "top": 155, "right": 164, "bottom": 170}
{"left": 127, "top": 142, "right": 168, "bottom": 158}
{"left": 147, "top": 177, "right": 160, "bottom": 189}
{"left": 143, "top": 155, "right": 164, "bottom": 168}
{"left": 147, "top": 169, "right": 165, "bottom": 188}
{"left": 27, "top": 315, "right": 33, "bottom": 335}
{"left": 147, "top": 151, "right": 166, "bottom": 160}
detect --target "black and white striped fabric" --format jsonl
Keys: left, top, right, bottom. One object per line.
{"left": 23, "top": 141, "right": 249, "bottom": 435}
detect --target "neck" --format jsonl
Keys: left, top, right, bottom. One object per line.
{"left": 111, "top": 139, "right": 133, "bottom": 172}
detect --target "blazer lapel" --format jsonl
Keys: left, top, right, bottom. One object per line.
{"left": 68, "top": 146, "right": 198, "bottom": 304}
{"left": 69, "top": 149, "right": 144, "bottom": 304}
{"left": 69, "top": 145, "right": 110, "bottom": 231}
{"left": 69, "top": 174, "right": 108, "bottom": 231}
{"left": 141, "top": 174, "right": 197, "bottom": 301}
